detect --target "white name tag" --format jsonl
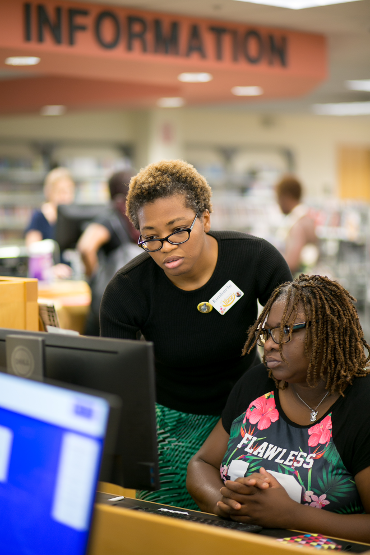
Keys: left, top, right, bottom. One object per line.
{"left": 209, "top": 280, "right": 244, "bottom": 315}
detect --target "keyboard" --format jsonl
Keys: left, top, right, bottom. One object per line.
{"left": 131, "top": 505, "right": 262, "bottom": 533}
{"left": 96, "top": 493, "right": 262, "bottom": 534}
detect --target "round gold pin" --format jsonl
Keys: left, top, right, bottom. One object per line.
{"left": 197, "top": 302, "right": 213, "bottom": 314}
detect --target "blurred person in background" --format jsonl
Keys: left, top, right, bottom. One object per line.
{"left": 25, "top": 167, "right": 75, "bottom": 279}
{"left": 275, "top": 175, "right": 318, "bottom": 276}
{"left": 77, "top": 169, "right": 140, "bottom": 336}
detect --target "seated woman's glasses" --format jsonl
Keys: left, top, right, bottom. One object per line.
{"left": 255, "top": 322, "right": 309, "bottom": 346}
{"left": 138, "top": 214, "right": 198, "bottom": 252}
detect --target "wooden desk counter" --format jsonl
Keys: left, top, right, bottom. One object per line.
{"left": 0, "top": 276, "right": 38, "bottom": 331}
{"left": 38, "top": 279, "right": 91, "bottom": 333}
{"left": 89, "top": 502, "right": 370, "bottom": 555}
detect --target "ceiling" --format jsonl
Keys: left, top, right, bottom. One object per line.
{"left": 0, "top": 0, "right": 369, "bottom": 114}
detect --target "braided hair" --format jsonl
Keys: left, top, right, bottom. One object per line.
{"left": 242, "top": 274, "right": 370, "bottom": 395}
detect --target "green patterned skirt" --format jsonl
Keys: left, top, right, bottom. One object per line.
{"left": 136, "top": 403, "right": 219, "bottom": 510}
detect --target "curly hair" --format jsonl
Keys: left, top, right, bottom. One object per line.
{"left": 242, "top": 274, "right": 370, "bottom": 395}
{"left": 126, "top": 160, "right": 213, "bottom": 229}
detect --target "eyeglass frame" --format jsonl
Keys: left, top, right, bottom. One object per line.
{"left": 138, "top": 213, "right": 198, "bottom": 252}
{"left": 255, "top": 321, "right": 311, "bottom": 347}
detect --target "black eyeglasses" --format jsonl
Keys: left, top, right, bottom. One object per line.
{"left": 255, "top": 322, "right": 310, "bottom": 347}
{"left": 138, "top": 214, "right": 198, "bottom": 252}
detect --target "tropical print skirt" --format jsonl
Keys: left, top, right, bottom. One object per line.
{"left": 136, "top": 403, "right": 219, "bottom": 510}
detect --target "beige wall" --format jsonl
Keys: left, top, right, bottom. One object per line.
{"left": 0, "top": 108, "right": 369, "bottom": 199}
{"left": 181, "top": 109, "right": 370, "bottom": 199}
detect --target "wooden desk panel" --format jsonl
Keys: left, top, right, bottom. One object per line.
{"left": 38, "top": 280, "right": 91, "bottom": 333}
{"left": 90, "top": 503, "right": 370, "bottom": 555}
{"left": 0, "top": 277, "right": 38, "bottom": 331}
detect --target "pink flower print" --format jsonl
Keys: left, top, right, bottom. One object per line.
{"left": 308, "top": 415, "right": 332, "bottom": 447}
{"left": 304, "top": 490, "right": 314, "bottom": 503}
{"left": 309, "top": 494, "right": 330, "bottom": 509}
{"left": 220, "top": 465, "right": 228, "bottom": 482}
{"left": 246, "top": 394, "right": 279, "bottom": 430}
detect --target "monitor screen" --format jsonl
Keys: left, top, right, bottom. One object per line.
{"left": 0, "top": 329, "right": 159, "bottom": 491}
{"left": 55, "top": 204, "right": 106, "bottom": 252}
{"left": 0, "top": 372, "right": 117, "bottom": 555}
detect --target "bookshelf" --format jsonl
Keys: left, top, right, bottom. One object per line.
{"left": 0, "top": 141, "right": 134, "bottom": 245}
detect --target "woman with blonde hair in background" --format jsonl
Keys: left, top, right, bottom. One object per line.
{"left": 25, "top": 167, "right": 75, "bottom": 279}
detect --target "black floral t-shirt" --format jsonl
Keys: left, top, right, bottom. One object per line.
{"left": 221, "top": 365, "right": 370, "bottom": 514}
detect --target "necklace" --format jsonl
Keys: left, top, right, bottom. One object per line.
{"left": 293, "top": 388, "right": 330, "bottom": 422}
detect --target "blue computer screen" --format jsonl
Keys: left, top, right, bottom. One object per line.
{"left": 0, "top": 374, "right": 110, "bottom": 555}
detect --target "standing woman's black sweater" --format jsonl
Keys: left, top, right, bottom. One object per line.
{"left": 100, "top": 231, "right": 292, "bottom": 415}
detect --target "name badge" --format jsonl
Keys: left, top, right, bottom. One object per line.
{"left": 209, "top": 280, "right": 244, "bottom": 315}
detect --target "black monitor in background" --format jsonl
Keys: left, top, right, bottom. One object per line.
{"left": 55, "top": 204, "right": 106, "bottom": 252}
{"left": 0, "top": 328, "right": 159, "bottom": 492}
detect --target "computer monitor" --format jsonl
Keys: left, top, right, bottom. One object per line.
{"left": 55, "top": 204, "right": 106, "bottom": 252}
{"left": 0, "top": 329, "right": 159, "bottom": 491}
{"left": 0, "top": 371, "right": 120, "bottom": 555}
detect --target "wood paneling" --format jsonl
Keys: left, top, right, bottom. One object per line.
{"left": 338, "top": 146, "right": 370, "bottom": 200}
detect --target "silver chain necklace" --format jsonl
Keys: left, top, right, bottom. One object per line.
{"left": 293, "top": 389, "right": 330, "bottom": 422}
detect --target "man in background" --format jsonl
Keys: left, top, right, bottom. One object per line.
{"left": 275, "top": 174, "right": 318, "bottom": 275}
{"left": 78, "top": 169, "right": 140, "bottom": 335}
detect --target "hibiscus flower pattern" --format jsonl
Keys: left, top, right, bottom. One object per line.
{"left": 222, "top": 394, "right": 363, "bottom": 515}
{"left": 245, "top": 392, "right": 279, "bottom": 430}
{"left": 220, "top": 465, "right": 229, "bottom": 481}
{"left": 304, "top": 491, "right": 330, "bottom": 509}
{"left": 308, "top": 414, "right": 332, "bottom": 447}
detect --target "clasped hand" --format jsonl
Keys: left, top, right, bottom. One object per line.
{"left": 216, "top": 467, "right": 295, "bottom": 528}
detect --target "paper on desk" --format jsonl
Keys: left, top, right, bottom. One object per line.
{"left": 266, "top": 470, "right": 303, "bottom": 503}
{"left": 46, "top": 326, "right": 79, "bottom": 336}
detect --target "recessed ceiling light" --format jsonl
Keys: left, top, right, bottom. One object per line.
{"left": 346, "top": 80, "right": 370, "bottom": 92}
{"left": 40, "top": 105, "right": 66, "bottom": 116}
{"left": 312, "top": 102, "right": 370, "bottom": 116}
{"left": 232, "top": 86, "right": 263, "bottom": 96}
{"left": 233, "top": 0, "right": 361, "bottom": 8}
{"left": 5, "top": 56, "right": 40, "bottom": 66}
{"left": 157, "top": 97, "right": 185, "bottom": 108}
{"left": 178, "top": 73, "right": 213, "bottom": 83}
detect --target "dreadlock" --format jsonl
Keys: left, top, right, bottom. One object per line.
{"left": 242, "top": 274, "right": 370, "bottom": 395}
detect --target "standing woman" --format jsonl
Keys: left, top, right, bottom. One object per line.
{"left": 25, "top": 167, "right": 75, "bottom": 279}
{"left": 25, "top": 167, "right": 75, "bottom": 245}
{"left": 100, "top": 159, "right": 292, "bottom": 509}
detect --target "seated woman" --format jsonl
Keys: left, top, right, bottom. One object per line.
{"left": 187, "top": 274, "right": 370, "bottom": 543}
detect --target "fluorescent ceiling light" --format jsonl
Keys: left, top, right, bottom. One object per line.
{"left": 232, "top": 86, "right": 263, "bottom": 96}
{"left": 312, "top": 102, "right": 370, "bottom": 115}
{"left": 346, "top": 80, "right": 370, "bottom": 92}
{"left": 233, "top": 0, "right": 361, "bottom": 9}
{"left": 5, "top": 56, "right": 40, "bottom": 66}
{"left": 40, "top": 105, "right": 66, "bottom": 116}
{"left": 178, "top": 73, "right": 213, "bottom": 83}
{"left": 157, "top": 97, "right": 185, "bottom": 108}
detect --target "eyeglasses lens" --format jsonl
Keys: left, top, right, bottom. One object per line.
{"left": 141, "top": 230, "right": 190, "bottom": 252}
{"left": 255, "top": 330, "right": 267, "bottom": 346}
{"left": 256, "top": 327, "right": 292, "bottom": 346}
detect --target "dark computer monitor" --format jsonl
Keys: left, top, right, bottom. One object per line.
{"left": 0, "top": 371, "right": 120, "bottom": 555}
{"left": 55, "top": 204, "right": 106, "bottom": 252}
{"left": 0, "top": 328, "right": 159, "bottom": 491}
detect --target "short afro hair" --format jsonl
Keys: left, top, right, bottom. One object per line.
{"left": 126, "top": 159, "right": 213, "bottom": 230}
